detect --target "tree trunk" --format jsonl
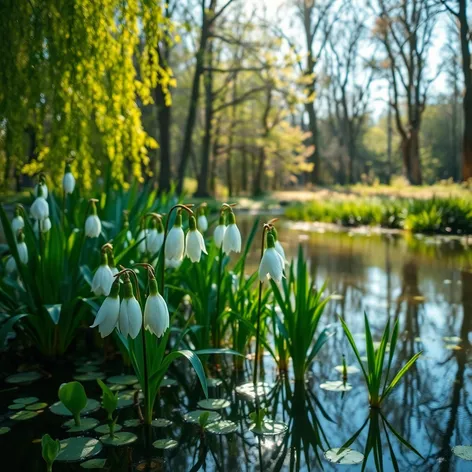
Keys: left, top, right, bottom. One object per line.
{"left": 253, "top": 148, "right": 266, "bottom": 196}
{"left": 155, "top": 82, "right": 172, "bottom": 193}
{"left": 241, "top": 144, "right": 247, "bottom": 193}
{"left": 401, "top": 129, "right": 422, "bottom": 185}
{"left": 305, "top": 103, "right": 320, "bottom": 185}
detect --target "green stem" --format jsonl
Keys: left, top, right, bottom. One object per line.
{"left": 215, "top": 247, "right": 223, "bottom": 348}
{"left": 73, "top": 413, "right": 81, "bottom": 427}
{"left": 253, "top": 281, "right": 263, "bottom": 388}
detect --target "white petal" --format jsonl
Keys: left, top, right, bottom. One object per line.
{"left": 85, "top": 215, "right": 101, "bottom": 238}
{"left": 197, "top": 215, "right": 208, "bottom": 232}
{"left": 258, "top": 252, "right": 271, "bottom": 282}
{"left": 214, "top": 225, "right": 226, "bottom": 248}
{"left": 119, "top": 299, "right": 129, "bottom": 337}
{"left": 40, "top": 217, "right": 52, "bottom": 233}
{"left": 17, "top": 242, "right": 28, "bottom": 264}
{"left": 165, "top": 227, "right": 185, "bottom": 260}
{"left": 63, "top": 173, "right": 76, "bottom": 194}
{"left": 186, "top": 231, "right": 202, "bottom": 263}
{"left": 223, "top": 224, "right": 241, "bottom": 254}
{"left": 91, "top": 296, "right": 119, "bottom": 337}
{"left": 30, "top": 197, "right": 49, "bottom": 220}
{"left": 137, "top": 229, "right": 148, "bottom": 254}
{"left": 11, "top": 216, "right": 24, "bottom": 234}
{"left": 197, "top": 231, "right": 207, "bottom": 254}
{"left": 127, "top": 298, "right": 142, "bottom": 339}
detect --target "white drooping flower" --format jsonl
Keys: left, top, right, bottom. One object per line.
{"left": 147, "top": 217, "right": 164, "bottom": 255}
{"left": 85, "top": 200, "right": 101, "bottom": 238}
{"left": 63, "top": 163, "right": 76, "bottom": 194}
{"left": 222, "top": 211, "right": 241, "bottom": 255}
{"left": 197, "top": 213, "right": 208, "bottom": 233}
{"left": 137, "top": 229, "right": 148, "bottom": 255}
{"left": 16, "top": 232, "right": 28, "bottom": 265}
{"left": 119, "top": 277, "right": 142, "bottom": 339}
{"left": 272, "top": 227, "right": 287, "bottom": 265}
{"left": 34, "top": 180, "right": 48, "bottom": 199}
{"left": 30, "top": 184, "right": 49, "bottom": 221}
{"left": 34, "top": 217, "right": 52, "bottom": 235}
{"left": 213, "top": 212, "right": 226, "bottom": 249}
{"left": 185, "top": 216, "right": 207, "bottom": 263}
{"left": 107, "top": 249, "right": 119, "bottom": 276}
{"left": 91, "top": 252, "right": 114, "bottom": 296}
{"left": 164, "top": 211, "right": 185, "bottom": 268}
{"left": 90, "top": 281, "right": 120, "bottom": 338}
{"left": 144, "top": 277, "right": 169, "bottom": 338}
{"left": 258, "top": 232, "right": 284, "bottom": 283}
{"left": 5, "top": 255, "right": 17, "bottom": 275}
{"left": 11, "top": 206, "right": 24, "bottom": 234}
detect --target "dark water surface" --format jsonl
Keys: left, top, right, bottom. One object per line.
{"left": 2, "top": 218, "right": 471, "bottom": 471}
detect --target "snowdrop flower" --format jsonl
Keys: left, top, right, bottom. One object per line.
{"left": 222, "top": 211, "right": 241, "bottom": 255}
{"left": 34, "top": 217, "right": 52, "bottom": 235}
{"left": 5, "top": 255, "right": 17, "bottom": 275}
{"left": 11, "top": 206, "right": 24, "bottom": 234}
{"left": 137, "top": 228, "right": 148, "bottom": 255}
{"left": 30, "top": 184, "right": 49, "bottom": 221}
{"left": 147, "top": 217, "right": 164, "bottom": 255}
{"left": 16, "top": 232, "right": 28, "bottom": 265}
{"left": 165, "top": 210, "right": 185, "bottom": 267}
{"left": 91, "top": 251, "right": 114, "bottom": 296}
{"left": 85, "top": 199, "right": 101, "bottom": 238}
{"left": 213, "top": 212, "right": 226, "bottom": 249}
{"left": 34, "top": 176, "right": 48, "bottom": 199}
{"left": 119, "top": 275, "right": 142, "bottom": 339}
{"left": 271, "top": 227, "right": 287, "bottom": 265}
{"left": 259, "top": 232, "right": 284, "bottom": 283}
{"left": 63, "top": 162, "right": 76, "bottom": 194}
{"left": 90, "top": 280, "right": 120, "bottom": 338}
{"left": 107, "top": 249, "right": 119, "bottom": 276}
{"left": 185, "top": 216, "right": 207, "bottom": 263}
{"left": 144, "top": 276, "right": 169, "bottom": 337}
{"left": 122, "top": 211, "right": 132, "bottom": 245}
{"left": 197, "top": 207, "right": 208, "bottom": 233}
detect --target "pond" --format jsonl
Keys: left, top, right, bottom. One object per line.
{"left": 2, "top": 217, "right": 471, "bottom": 471}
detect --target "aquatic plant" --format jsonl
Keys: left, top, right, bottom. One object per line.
{"left": 270, "top": 246, "right": 334, "bottom": 381}
{"left": 41, "top": 434, "right": 61, "bottom": 472}
{"left": 58, "top": 381, "right": 88, "bottom": 427}
{"left": 97, "top": 379, "right": 119, "bottom": 438}
{"left": 340, "top": 314, "right": 422, "bottom": 408}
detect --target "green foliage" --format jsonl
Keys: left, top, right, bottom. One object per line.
{"left": 249, "top": 408, "right": 267, "bottom": 430}
{"left": 58, "top": 381, "right": 87, "bottom": 426}
{"left": 285, "top": 196, "right": 472, "bottom": 234}
{"left": 41, "top": 434, "right": 61, "bottom": 472}
{"left": 270, "top": 246, "right": 333, "bottom": 381}
{"left": 198, "top": 411, "right": 211, "bottom": 429}
{"left": 97, "top": 379, "right": 118, "bottom": 417}
{"left": 340, "top": 314, "right": 422, "bottom": 407}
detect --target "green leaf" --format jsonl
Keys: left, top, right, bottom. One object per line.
{"left": 97, "top": 379, "right": 118, "bottom": 416}
{"left": 58, "top": 381, "right": 87, "bottom": 419}
{"left": 42, "top": 434, "right": 61, "bottom": 466}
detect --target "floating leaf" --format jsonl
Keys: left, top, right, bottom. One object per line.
{"left": 76, "top": 365, "right": 100, "bottom": 373}
{"left": 99, "top": 432, "right": 137, "bottom": 447}
{"left": 26, "top": 402, "right": 48, "bottom": 411}
{"left": 152, "top": 419, "right": 172, "bottom": 428}
{"left": 56, "top": 437, "right": 102, "bottom": 462}
{"left": 452, "top": 445, "right": 472, "bottom": 461}
{"left": 160, "top": 378, "right": 178, "bottom": 387}
{"left": 14, "top": 396, "right": 39, "bottom": 405}
{"left": 152, "top": 439, "right": 178, "bottom": 450}
{"left": 94, "top": 424, "right": 122, "bottom": 434}
{"left": 11, "top": 410, "right": 41, "bottom": 421}
{"left": 207, "top": 378, "right": 223, "bottom": 388}
{"left": 123, "top": 419, "right": 141, "bottom": 428}
{"left": 0, "top": 427, "right": 11, "bottom": 435}
{"left": 64, "top": 418, "right": 100, "bottom": 433}
{"left": 320, "top": 381, "right": 353, "bottom": 392}
{"left": 107, "top": 375, "right": 137, "bottom": 385}
{"left": 80, "top": 458, "right": 107, "bottom": 469}
{"left": 206, "top": 420, "right": 238, "bottom": 435}
{"left": 324, "top": 448, "right": 364, "bottom": 464}
{"left": 235, "top": 382, "right": 272, "bottom": 399}
{"left": 334, "top": 365, "right": 360, "bottom": 374}
{"left": 50, "top": 399, "right": 100, "bottom": 417}
{"left": 116, "top": 392, "right": 134, "bottom": 409}
{"left": 248, "top": 420, "right": 288, "bottom": 436}
{"left": 6, "top": 371, "right": 41, "bottom": 384}
{"left": 444, "top": 336, "right": 462, "bottom": 343}
{"left": 197, "top": 398, "right": 231, "bottom": 410}
{"left": 107, "top": 384, "right": 127, "bottom": 392}
{"left": 73, "top": 372, "right": 106, "bottom": 382}
{"left": 8, "top": 403, "right": 24, "bottom": 410}
{"left": 182, "top": 410, "right": 221, "bottom": 425}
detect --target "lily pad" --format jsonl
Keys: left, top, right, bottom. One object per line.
{"left": 116, "top": 392, "right": 135, "bottom": 409}
{"left": 152, "top": 439, "right": 178, "bottom": 450}
{"left": 76, "top": 365, "right": 100, "bottom": 373}
{"left": 183, "top": 410, "right": 221, "bottom": 425}
{"left": 107, "top": 375, "right": 137, "bottom": 385}
{"left": 11, "top": 410, "right": 40, "bottom": 421}
{"left": 14, "top": 396, "right": 39, "bottom": 405}
{"left": 107, "top": 383, "right": 127, "bottom": 392}
{"left": 80, "top": 458, "right": 107, "bottom": 469}
{"left": 6, "top": 371, "right": 41, "bottom": 385}
{"left": 123, "top": 419, "right": 141, "bottom": 428}
{"left": 26, "top": 402, "right": 48, "bottom": 411}
{"left": 445, "top": 344, "right": 462, "bottom": 351}
{"left": 452, "top": 445, "right": 472, "bottom": 461}
{"left": 73, "top": 372, "right": 106, "bottom": 382}
{"left": 8, "top": 403, "right": 25, "bottom": 410}
{"left": 235, "top": 382, "right": 272, "bottom": 399}
{"left": 325, "top": 448, "right": 364, "bottom": 464}
{"left": 249, "top": 419, "right": 288, "bottom": 436}
{"left": 50, "top": 399, "right": 100, "bottom": 417}
{"left": 207, "top": 378, "right": 223, "bottom": 388}
{"left": 320, "top": 381, "right": 353, "bottom": 392}
{"left": 197, "top": 398, "right": 231, "bottom": 410}
{"left": 152, "top": 418, "right": 172, "bottom": 428}
{"left": 206, "top": 420, "right": 238, "bottom": 435}
{"left": 334, "top": 365, "right": 360, "bottom": 374}
{"left": 0, "top": 427, "right": 11, "bottom": 435}
{"left": 160, "top": 378, "right": 178, "bottom": 387}
{"left": 56, "top": 437, "right": 102, "bottom": 462}
{"left": 444, "top": 336, "right": 462, "bottom": 343}
{"left": 100, "top": 432, "right": 137, "bottom": 447}
{"left": 64, "top": 418, "right": 100, "bottom": 433}
{"left": 94, "top": 423, "right": 122, "bottom": 434}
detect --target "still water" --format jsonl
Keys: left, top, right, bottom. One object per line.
{"left": 2, "top": 219, "right": 471, "bottom": 471}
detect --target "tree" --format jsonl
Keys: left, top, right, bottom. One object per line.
{"left": 373, "top": 0, "right": 437, "bottom": 185}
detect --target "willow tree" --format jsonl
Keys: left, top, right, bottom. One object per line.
{"left": 0, "top": 0, "right": 173, "bottom": 190}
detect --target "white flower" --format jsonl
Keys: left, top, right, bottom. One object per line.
{"left": 275, "top": 241, "right": 287, "bottom": 265}
{"left": 258, "top": 233, "right": 284, "bottom": 283}
{"left": 137, "top": 229, "right": 148, "bottom": 254}
{"left": 63, "top": 172, "right": 76, "bottom": 194}
{"left": 90, "top": 282, "right": 120, "bottom": 338}
{"left": 214, "top": 225, "right": 226, "bottom": 248}
{"left": 197, "top": 214, "right": 208, "bottom": 233}
{"left": 164, "top": 214, "right": 185, "bottom": 266}
{"left": 185, "top": 217, "right": 207, "bottom": 263}
{"left": 147, "top": 228, "right": 164, "bottom": 255}
{"left": 34, "top": 182, "right": 48, "bottom": 199}
{"left": 85, "top": 214, "right": 101, "bottom": 238}
{"left": 92, "top": 254, "right": 114, "bottom": 296}
{"left": 223, "top": 212, "right": 241, "bottom": 254}
{"left": 11, "top": 209, "right": 24, "bottom": 234}
{"left": 30, "top": 196, "right": 49, "bottom": 221}
{"left": 144, "top": 287, "right": 169, "bottom": 338}
{"left": 5, "top": 256, "right": 17, "bottom": 274}
{"left": 165, "top": 258, "right": 182, "bottom": 269}
{"left": 34, "top": 217, "right": 52, "bottom": 235}
{"left": 119, "top": 296, "right": 142, "bottom": 339}
{"left": 17, "top": 241, "right": 28, "bottom": 264}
